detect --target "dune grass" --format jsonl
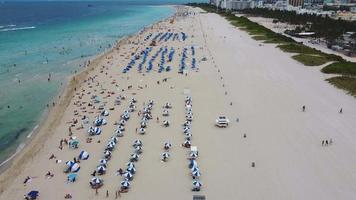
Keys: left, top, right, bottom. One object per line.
{"left": 322, "top": 61, "right": 356, "bottom": 76}
{"left": 292, "top": 54, "right": 334, "bottom": 66}
{"left": 326, "top": 76, "right": 356, "bottom": 97}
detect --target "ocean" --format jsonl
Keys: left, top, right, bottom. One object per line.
{"left": 0, "top": 0, "right": 190, "bottom": 164}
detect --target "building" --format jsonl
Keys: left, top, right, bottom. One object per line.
{"left": 288, "top": 0, "right": 304, "bottom": 6}
{"left": 226, "top": 0, "right": 255, "bottom": 10}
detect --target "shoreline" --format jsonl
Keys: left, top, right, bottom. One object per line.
{"left": 0, "top": 7, "right": 176, "bottom": 193}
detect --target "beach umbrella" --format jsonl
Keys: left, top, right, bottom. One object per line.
{"left": 162, "top": 110, "right": 169, "bottom": 116}
{"left": 192, "top": 170, "right": 201, "bottom": 178}
{"left": 131, "top": 153, "right": 139, "bottom": 161}
{"left": 162, "top": 152, "right": 170, "bottom": 158}
{"left": 189, "top": 160, "right": 197, "bottom": 169}
{"left": 71, "top": 163, "right": 80, "bottom": 173}
{"left": 91, "top": 177, "right": 101, "bottom": 184}
{"left": 101, "top": 110, "right": 109, "bottom": 116}
{"left": 79, "top": 151, "right": 89, "bottom": 160}
{"left": 104, "top": 150, "right": 111, "bottom": 159}
{"left": 126, "top": 162, "right": 135, "bottom": 168}
{"left": 123, "top": 171, "right": 133, "bottom": 180}
{"left": 90, "top": 177, "right": 103, "bottom": 188}
{"left": 164, "top": 142, "right": 172, "bottom": 149}
{"left": 27, "top": 191, "right": 39, "bottom": 199}
{"left": 94, "top": 127, "right": 102, "bottom": 135}
{"left": 121, "top": 180, "right": 130, "bottom": 189}
{"left": 66, "top": 161, "right": 74, "bottom": 168}
{"left": 106, "top": 143, "right": 114, "bottom": 151}
{"left": 116, "top": 129, "right": 123, "bottom": 137}
{"left": 193, "top": 180, "right": 202, "bottom": 187}
{"left": 190, "top": 152, "right": 198, "bottom": 158}
{"left": 97, "top": 166, "right": 106, "bottom": 174}
{"left": 99, "top": 159, "right": 107, "bottom": 165}
{"left": 109, "top": 137, "right": 118, "bottom": 144}
{"left": 67, "top": 173, "right": 77, "bottom": 182}
{"left": 183, "top": 140, "right": 191, "bottom": 146}
{"left": 140, "top": 121, "right": 147, "bottom": 128}
{"left": 127, "top": 166, "right": 136, "bottom": 174}
{"left": 185, "top": 132, "right": 192, "bottom": 137}
{"left": 117, "top": 125, "right": 125, "bottom": 131}
{"left": 134, "top": 146, "right": 142, "bottom": 154}
{"left": 163, "top": 120, "right": 170, "bottom": 127}
{"left": 138, "top": 128, "right": 145, "bottom": 135}
{"left": 133, "top": 140, "right": 142, "bottom": 147}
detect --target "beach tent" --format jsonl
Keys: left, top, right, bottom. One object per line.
{"left": 26, "top": 190, "right": 39, "bottom": 200}
{"left": 79, "top": 151, "right": 89, "bottom": 160}
{"left": 69, "top": 139, "right": 79, "bottom": 149}
{"left": 67, "top": 173, "right": 77, "bottom": 182}
{"left": 71, "top": 163, "right": 80, "bottom": 173}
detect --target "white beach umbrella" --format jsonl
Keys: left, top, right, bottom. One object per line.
{"left": 121, "top": 180, "right": 130, "bottom": 188}
{"left": 99, "top": 159, "right": 107, "bottom": 165}
{"left": 123, "top": 171, "right": 133, "bottom": 179}
{"left": 133, "top": 140, "right": 142, "bottom": 147}
{"left": 131, "top": 153, "right": 139, "bottom": 161}
{"left": 79, "top": 151, "right": 89, "bottom": 160}
{"left": 71, "top": 163, "right": 80, "bottom": 172}
{"left": 164, "top": 142, "right": 172, "bottom": 149}
{"left": 162, "top": 152, "right": 170, "bottom": 158}
{"left": 66, "top": 161, "right": 74, "bottom": 167}
{"left": 192, "top": 170, "right": 201, "bottom": 178}
{"left": 190, "top": 152, "right": 198, "bottom": 158}
{"left": 91, "top": 177, "right": 102, "bottom": 184}
{"left": 193, "top": 180, "right": 202, "bottom": 187}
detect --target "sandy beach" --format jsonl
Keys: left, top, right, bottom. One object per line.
{"left": 1, "top": 5, "right": 356, "bottom": 200}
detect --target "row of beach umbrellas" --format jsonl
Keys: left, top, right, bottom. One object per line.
{"left": 90, "top": 98, "right": 137, "bottom": 189}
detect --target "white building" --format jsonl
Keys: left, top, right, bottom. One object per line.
{"left": 225, "top": 0, "right": 256, "bottom": 10}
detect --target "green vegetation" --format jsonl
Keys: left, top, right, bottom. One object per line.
{"left": 188, "top": 3, "right": 356, "bottom": 97}
{"left": 292, "top": 54, "right": 333, "bottom": 66}
{"left": 322, "top": 62, "right": 356, "bottom": 76}
{"left": 242, "top": 8, "right": 356, "bottom": 43}
{"left": 327, "top": 76, "right": 356, "bottom": 97}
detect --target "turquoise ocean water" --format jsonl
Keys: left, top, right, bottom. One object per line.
{"left": 0, "top": 1, "right": 188, "bottom": 164}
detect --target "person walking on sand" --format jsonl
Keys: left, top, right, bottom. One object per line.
{"left": 302, "top": 105, "right": 306, "bottom": 112}
{"left": 322, "top": 140, "right": 325, "bottom": 146}
{"left": 339, "top": 108, "right": 343, "bottom": 114}
{"left": 325, "top": 140, "right": 329, "bottom": 146}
